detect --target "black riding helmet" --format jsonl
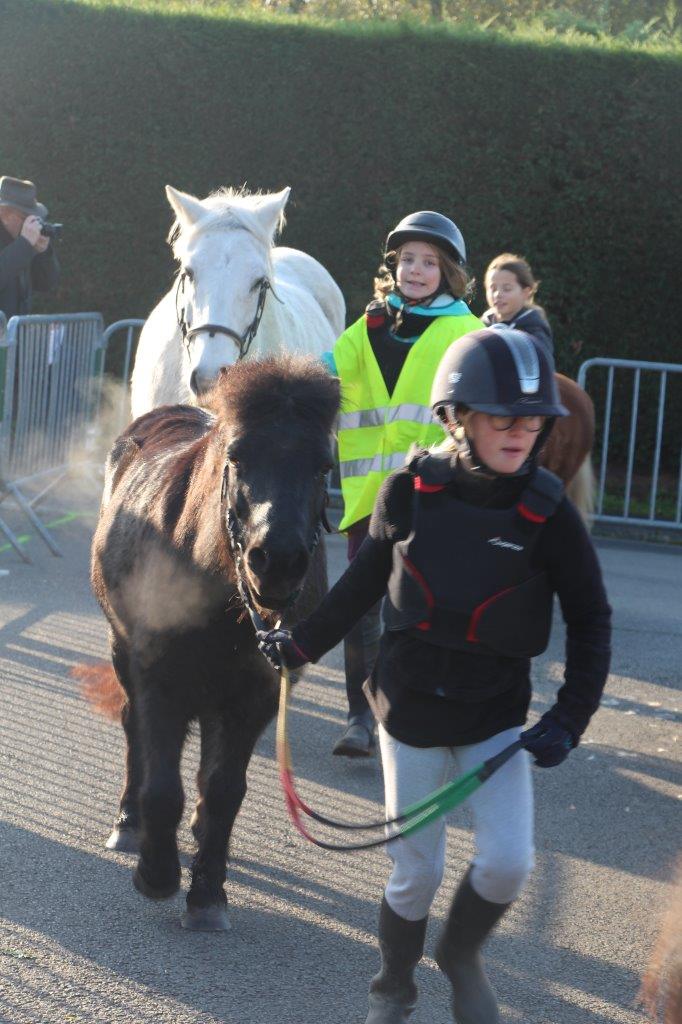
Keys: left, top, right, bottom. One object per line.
{"left": 431, "top": 327, "right": 569, "bottom": 475}
{"left": 385, "top": 211, "right": 466, "bottom": 266}
{"left": 432, "top": 327, "right": 568, "bottom": 418}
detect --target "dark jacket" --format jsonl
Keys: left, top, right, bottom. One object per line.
{"left": 482, "top": 305, "right": 553, "bottom": 356}
{"left": 0, "top": 223, "right": 60, "bottom": 320}
{"left": 293, "top": 453, "right": 611, "bottom": 749}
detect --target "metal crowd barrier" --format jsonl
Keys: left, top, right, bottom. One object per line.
{"left": 0, "top": 313, "right": 106, "bottom": 561}
{"left": 102, "top": 318, "right": 145, "bottom": 432}
{"left": 578, "top": 357, "right": 682, "bottom": 531}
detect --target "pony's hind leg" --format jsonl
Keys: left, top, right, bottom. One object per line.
{"left": 183, "top": 715, "right": 262, "bottom": 931}
{"left": 132, "top": 682, "right": 188, "bottom": 901}
{"left": 107, "top": 698, "right": 143, "bottom": 852}
{"left": 106, "top": 636, "right": 142, "bottom": 853}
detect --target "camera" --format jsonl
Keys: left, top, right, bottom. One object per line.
{"left": 40, "top": 220, "right": 63, "bottom": 241}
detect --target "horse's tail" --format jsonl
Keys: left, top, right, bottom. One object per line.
{"left": 73, "top": 662, "right": 126, "bottom": 721}
{"left": 566, "top": 456, "right": 595, "bottom": 526}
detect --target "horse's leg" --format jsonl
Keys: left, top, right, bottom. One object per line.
{"left": 190, "top": 713, "right": 219, "bottom": 844}
{"left": 183, "top": 710, "right": 268, "bottom": 931}
{"left": 132, "top": 681, "right": 188, "bottom": 900}
{"left": 106, "top": 635, "right": 142, "bottom": 853}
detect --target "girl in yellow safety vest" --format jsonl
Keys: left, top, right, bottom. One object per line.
{"left": 323, "top": 212, "right": 483, "bottom": 758}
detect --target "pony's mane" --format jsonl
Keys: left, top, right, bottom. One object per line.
{"left": 169, "top": 187, "right": 285, "bottom": 258}
{"left": 206, "top": 355, "right": 340, "bottom": 433}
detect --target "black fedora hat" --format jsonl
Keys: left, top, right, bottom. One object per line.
{"left": 0, "top": 176, "right": 48, "bottom": 218}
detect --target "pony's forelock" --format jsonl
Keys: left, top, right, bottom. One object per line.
{"left": 168, "top": 187, "right": 286, "bottom": 260}
{"left": 206, "top": 355, "right": 340, "bottom": 434}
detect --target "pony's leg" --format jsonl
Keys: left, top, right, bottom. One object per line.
{"left": 132, "top": 683, "right": 188, "bottom": 901}
{"left": 182, "top": 716, "right": 263, "bottom": 931}
{"left": 107, "top": 637, "right": 142, "bottom": 853}
{"left": 189, "top": 714, "right": 219, "bottom": 843}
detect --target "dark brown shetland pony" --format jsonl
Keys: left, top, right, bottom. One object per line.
{"left": 85, "top": 355, "right": 339, "bottom": 931}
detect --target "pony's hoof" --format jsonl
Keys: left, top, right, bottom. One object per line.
{"left": 181, "top": 904, "right": 231, "bottom": 932}
{"left": 106, "top": 826, "right": 139, "bottom": 853}
{"left": 133, "top": 865, "right": 180, "bottom": 900}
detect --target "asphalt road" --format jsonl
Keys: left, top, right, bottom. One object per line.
{"left": 0, "top": 483, "right": 679, "bottom": 1024}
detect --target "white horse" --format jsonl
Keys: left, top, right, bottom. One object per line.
{"left": 130, "top": 186, "right": 345, "bottom": 418}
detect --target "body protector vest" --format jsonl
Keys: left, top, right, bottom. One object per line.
{"left": 383, "top": 450, "right": 564, "bottom": 659}
{"left": 334, "top": 306, "right": 482, "bottom": 532}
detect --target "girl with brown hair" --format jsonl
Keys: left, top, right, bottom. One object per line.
{"left": 482, "top": 252, "right": 553, "bottom": 355}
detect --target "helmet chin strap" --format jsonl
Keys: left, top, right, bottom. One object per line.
{"left": 394, "top": 276, "right": 445, "bottom": 308}
{"left": 452, "top": 427, "right": 503, "bottom": 479}
{"left": 390, "top": 277, "right": 446, "bottom": 333}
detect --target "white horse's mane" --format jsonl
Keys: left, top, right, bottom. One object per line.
{"left": 168, "top": 187, "right": 286, "bottom": 260}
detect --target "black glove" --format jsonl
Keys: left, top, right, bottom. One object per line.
{"left": 256, "top": 628, "right": 309, "bottom": 671}
{"left": 521, "top": 714, "right": 576, "bottom": 768}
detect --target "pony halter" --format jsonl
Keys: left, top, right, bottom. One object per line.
{"left": 175, "top": 271, "right": 271, "bottom": 361}
{"left": 220, "top": 459, "right": 331, "bottom": 616}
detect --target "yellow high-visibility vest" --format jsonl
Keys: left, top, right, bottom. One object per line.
{"left": 335, "top": 309, "right": 482, "bottom": 531}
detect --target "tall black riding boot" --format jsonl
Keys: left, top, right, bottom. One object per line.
{"left": 365, "top": 897, "right": 428, "bottom": 1024}
{"left": 434, "top": 871, "right": 511, "bottom": 1024}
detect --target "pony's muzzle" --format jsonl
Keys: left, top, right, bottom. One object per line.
{"left": 246, "top": 542, "right": 309, "bottom": 607}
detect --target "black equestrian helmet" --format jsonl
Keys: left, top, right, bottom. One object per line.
{"left": 431, "top": 327, "right": 569, "bottom": 418}
{"left": 385, "top": 211, "right": 467, "bottom": 265}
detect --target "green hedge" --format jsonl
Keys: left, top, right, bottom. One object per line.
{"left": 2, "top": 0, "right": 681, "bottom": 459}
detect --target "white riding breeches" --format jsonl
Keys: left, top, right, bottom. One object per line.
{"left": 379, "top": 725, "right": 535, "bottom": 921}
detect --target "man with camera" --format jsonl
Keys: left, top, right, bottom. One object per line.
{"left": 0, "top": 176, "right": 60, "bottom": 320}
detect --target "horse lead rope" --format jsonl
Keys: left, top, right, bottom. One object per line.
{"left": 276, "top": 663, "right": 524, "bottom": 851}
{"left": 222, "top": 478, "right": 524, "bottom": 850}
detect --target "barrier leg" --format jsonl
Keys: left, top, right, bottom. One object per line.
{"left": 5, "top": 482, "right": 63, "bottom": 557}
{"left": 0, "top": 509, "right": 32, "bottom": 563}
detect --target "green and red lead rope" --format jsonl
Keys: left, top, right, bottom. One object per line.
{"left": 276, "top": 664, "right": 524, "bottom": 852}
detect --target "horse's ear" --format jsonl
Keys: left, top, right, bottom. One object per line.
{"left": 254, "top": 187, "right": 291, "bottom": 241}
{"left": 165, "top": 185, "right": 206, "bottom": 228}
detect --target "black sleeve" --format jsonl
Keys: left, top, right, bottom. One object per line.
{"left": 540, "top": 498, "right": 611, "bottom": 741}
{"left": 0, "top": 236, "right": 35, "bottom": 290}
{"left": 514, "top": 308, "right": 554, "bottom": 356}
{"left": 31, "top": 245, "right": 60, "bottom": 293}
{"left": 292, "top": 470, "right": 414, "bottom": 662}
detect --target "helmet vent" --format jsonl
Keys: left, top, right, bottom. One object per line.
{"left": 500, "top": 329, "right": 540, "bottom": 394}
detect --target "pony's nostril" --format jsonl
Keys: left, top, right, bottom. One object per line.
{"left": 247, "top": 547, "right": 269, "bottom": 576}
{"left": 189, "top": 370, "right": 200, "bottom": 396}
{"left": 247, "top": 545, "right": 308, "bottom": 584}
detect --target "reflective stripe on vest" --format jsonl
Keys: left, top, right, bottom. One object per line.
{"left": 338, "top": 404, "right": 436, "bottom": 430}
{"left": 334, "top": 310, "right": 482, "bottom": 531}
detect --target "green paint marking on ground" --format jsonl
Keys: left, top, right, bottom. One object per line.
{"left": 0, "top": 511, "right": 92, "bottom": 554}
{"left": 0, "top": 947, "right": 35, "bottom": 960}
{"left": 0, "top": 534, "right": 31, "bottom": 553}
